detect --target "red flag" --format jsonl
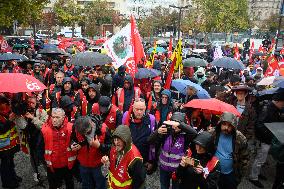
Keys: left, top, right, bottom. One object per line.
{"left": 168, "top": 35, "right": 173, "bottom": 58}
{"left": 0, "top": 36, "right": 12, "bottom": 53}
{"left": 279, "top": 58, "right": 284, "bottom": 76}
{"left": 30, "top": 37, "right": 34, "bottom": 50}
{"left": 130, "top": 15, "right": 145, "bottom": 72}
{"left": 164, "top": 56, "right": 177, "bottom": 89}
{"left": 234, "top": 44, "right": 240, "bottom": 60}
{"left": 280, "top": 45, "right": 284, "bottom": 55}
{"left": 249, "top": 41, "right": 254, "bottom": 63}
{"left": 258, "top": 45, "right": 264, "bottom": 53}
{"left": 265, "top": 55, "right": 279, "bottom": 76}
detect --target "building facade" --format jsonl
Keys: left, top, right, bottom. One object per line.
{"left": 248, "top": 0, "right": 282, "bottom": 27}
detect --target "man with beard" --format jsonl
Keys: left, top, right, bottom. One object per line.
{"left": 146, "top": 80, "right": 163, "bottom": 115}
{"left": 78, "top": 84, "right": 101, "bottom": 117}
{"left": 211, "top": 112, "right": 249, "bottom": 189}
{"left": 101, "top": 125, "right": 146, "bottom": 189}
{"left": 112, "top": 75, "right": 142, "bottom": 113}
{"left": 32, "top": 63, "right": 44, "bottom": 83}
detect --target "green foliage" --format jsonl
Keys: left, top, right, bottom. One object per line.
{"left": 0, "top": 0, "right": 48, "bottom": 27}
{"left": 54, "top": 0, "right": 83, "bottom": 27}
{"left": 262, "top": 13, "right": 283, "bottom": 32}
{"left": 137, "top": 6, "right": 179, "bottom": 37}
{"left": 184, "top": 0, "right": 249, "bottom": 33}
{"left": 84, "top": 0, "right": 121, "bottom": 36}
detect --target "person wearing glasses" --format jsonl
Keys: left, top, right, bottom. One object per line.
{"left": 122, "top": 98, "right": 157, "bottom": 175}
{"left": 154, "top": 89, "right": 173, "bottom": 126}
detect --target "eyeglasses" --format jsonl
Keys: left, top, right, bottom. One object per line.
{"left": 134, "top": 98, "right": 145, "bottom": 102}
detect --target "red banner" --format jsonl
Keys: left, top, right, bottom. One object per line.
{"left": 265, "top": 55, "right": 279, "bottom": 76}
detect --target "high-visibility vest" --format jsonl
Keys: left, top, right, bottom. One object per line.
{"left": 109, "top": 144, "right": 142, "bottom": 189}
{"left": 0, "top": 115, "right": 19, "bottom": 151}
{"left": 41, "top": 118, "right": 76, "bottom": 171}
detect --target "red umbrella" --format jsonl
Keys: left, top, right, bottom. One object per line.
{"left": 184, "top": 98, "right": 241, "bottom": 117}
{"left": 0, "top": 73, "right": 47, "bottom": 93}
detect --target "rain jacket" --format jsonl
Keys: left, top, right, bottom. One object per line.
{"left": 109, "top": 125, "right": 146, "bottom": 189}
{"left": 210, "top": 114, "right": 249, "bottom": 184}
{"left": 194, "top": 67, "right": 206, "bottom": 85}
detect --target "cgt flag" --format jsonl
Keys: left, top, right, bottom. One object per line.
{"left": 265, "top": 55, "right": 279, "bottom": 76}
{"left": 104, "top": 15, "right": 144, "bottom": 76}
{"left": 234, "top": 44, "right": 241, "bottom": 61}
{"left": 0, "top": 36, "right": 12, "bottom": 53}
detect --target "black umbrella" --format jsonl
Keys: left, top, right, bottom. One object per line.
{"left": 70, "top": 52, "right": 113, "bottom": 66}
{"left": 135, "top": 68, "right": 161, "bottom": 79}
{"left": 38, "top": 47, "right": 65, "bottom": 55}
{"left": 0, "top": 53, "right": 28, "bottom": 61}
{"left": 264, "top": 122, "right": 284, "bottom": 144}
{"left": 211, "top": 57, "right": 245, "bottom": 70}
{"left": 253, "top": 52, "right": 266, "bottom": 56}
{"left": 183, "top": 57, "right": 208, "bottom": 67}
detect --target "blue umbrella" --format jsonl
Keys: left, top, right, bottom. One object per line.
{"left": 211, "top": 57, "right": 245, "bottom": 70}
{"left": 272, "top": 76, "right": 284, "bottom": 88}
{"left": 43, "top": 44, "right": 57, "bottom": 49}
{"left": 135, "top": 68, "right": 161, "bottom": 79}
{"left": 147, "top": 47, "right": 167, "bottom": 54}
{"left": 0, "top": 53, "right": 28, "bottom": 61}
{"left": 171, "top": 79, "right": 210, "bottom": 99}
{"left": 257, "top": 88, "right": 280, "bottom": 96}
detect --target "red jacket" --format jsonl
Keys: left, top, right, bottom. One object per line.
{"left": 41, "top": 118, "right": 76, "bottom": 171}
{"left": 112, "top": 87, "right": 141, "bottom": 112}
{"left": 92, "top": 104, "right": 120, "bottom": 131}
{"left": 109, "top": 144, "right": 142, "bottom": 189}
{"left": 76, "top": 123, "right": 107, "bottom": 167}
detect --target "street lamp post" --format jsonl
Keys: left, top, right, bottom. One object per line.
{"left": 276, "top": 0, "right": 284, "bottom": 49}
{"left": 169, "top": 4, "right": 191, "bottom": 40}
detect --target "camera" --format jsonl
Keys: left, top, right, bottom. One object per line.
{"left": 165, "top": 124, "right": 173, "bottom": 134}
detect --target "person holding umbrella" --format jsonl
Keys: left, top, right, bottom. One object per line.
{"left": 1, "top": 59, "right": 22, "bottom": 73}
{"left": 182, "top": 62, "right": 198, "bottom": 84}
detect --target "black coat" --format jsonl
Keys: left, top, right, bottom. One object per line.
{"left": 255, "top": 101, "right": 284, "bottom": 144}
{"left": 176, "top": 153, "right": 220, "bottom": 189}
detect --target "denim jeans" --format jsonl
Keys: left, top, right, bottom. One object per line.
{"left": 79, "top": 165, "right": 107, "bottom": 189}
{"left": 249, "top": 142, "right": 270, "bottom": 180}
{"left": 160, "top": 168, "right": 179, "bottom": 189}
